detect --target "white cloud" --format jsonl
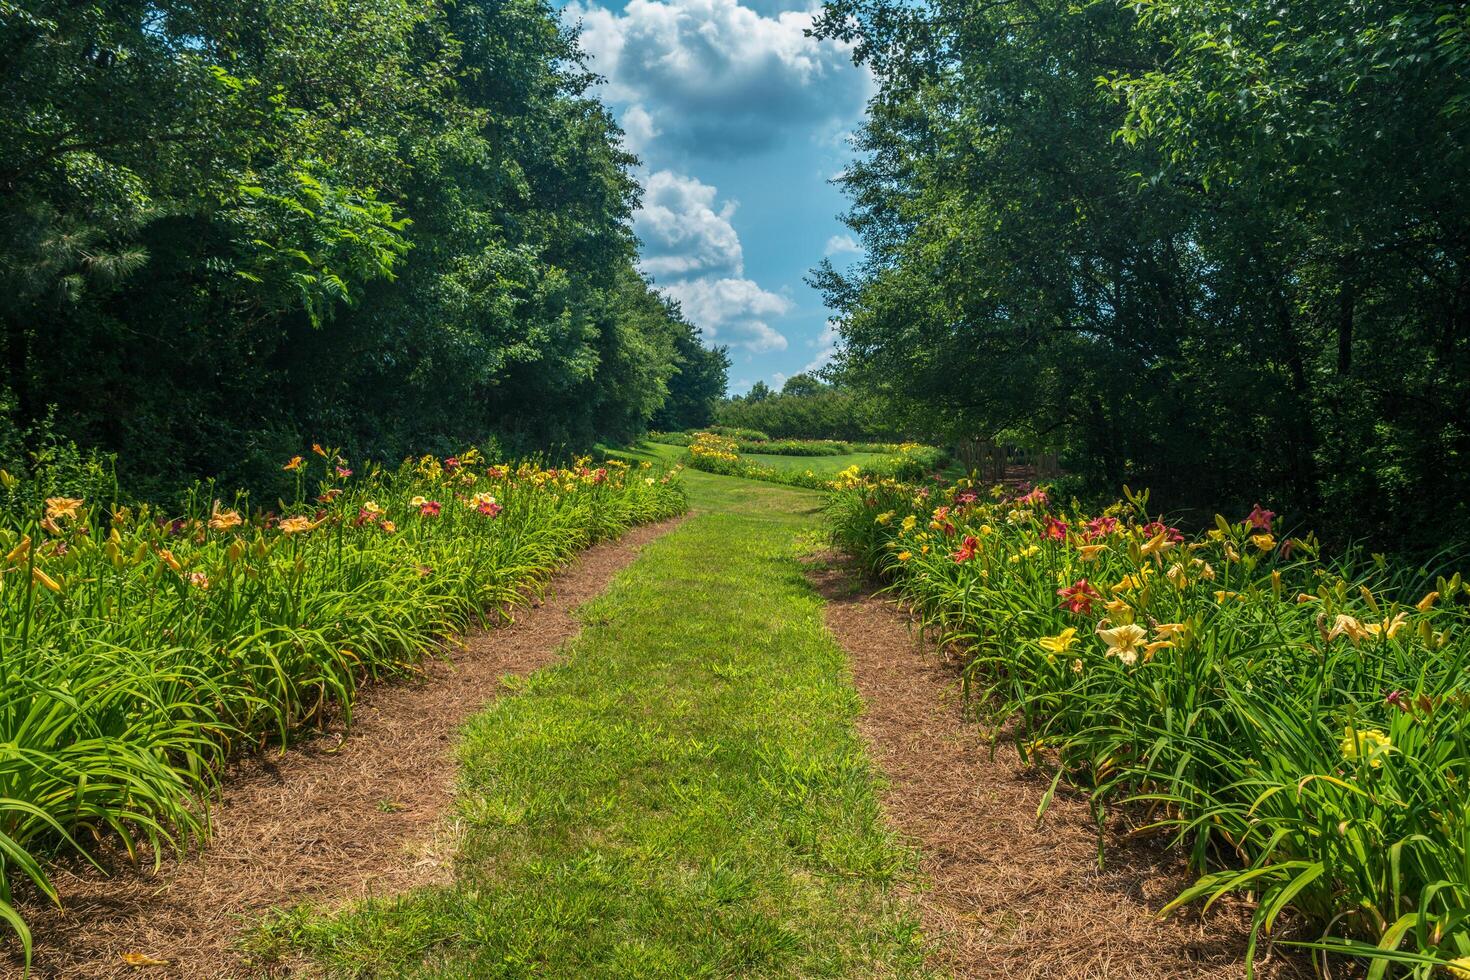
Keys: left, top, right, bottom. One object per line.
{"left": 804, "top": 319, "right": 841, "bottom": 372}
{"left": 570, "top": 0, "right": 871, "bottom": 156}
{"left": 824, "top": 233, "right": 862, "bottom": 258}
{"left": 620, "top": 104, "right": 661, "bottom": 157}
{"left": 635, "top": 170, "right": 744, "bottom": 279}
{"left": 660, "top": 277, "right": 790, "bottom": 353}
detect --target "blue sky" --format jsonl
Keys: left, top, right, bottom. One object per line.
{"left": 560, "top": 0, "right": 871, "bottom": 395}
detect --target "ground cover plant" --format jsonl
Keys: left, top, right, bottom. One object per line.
{"left": 828, "top": 474, "right": 1470, "bottom": 978}
{"left": 251, "top": 459, "right": 928, "bottom": 977}
{"left": 0, "top": 447, "right": 686, "bottom": 964}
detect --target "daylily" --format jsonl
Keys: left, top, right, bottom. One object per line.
{"left": 477, "top": 501, "right": 502, "bottom": 517}
{"left": 1076, "top": 544, "right": 1107, "bottom": 562}
{"left": 1141, "top": 521, "right": 1184, "bottom": 544}
{"left": 1016, "top": 487, "right": 1049, "bottom": 507}
{"left": 1153, "top": 622, "right": 1188, "bottom": 642}
{"left": 208, "top": 506, "right": 243, "bottom": 531}
{"left": 279, "top": 516, "right": 316, "bottom": 535}
{"left": 1096, "top": 623, "right": 1148, "bottom": 666}
{"left": 1250, "top": 533, "right": 1276, "bottom": 552}
{"left": 901, "top": 515, "right": 918, "bottom": 533}
{"left": 283, "top": 456, "right": 305, "bottom": 472}
{"left": 1057, "top": 579, "right": 1101, "bottom": 616}
{"left": 312, "top": 443, "right": 328, "bottom": 457}
{"left": 409, "top": 495, "right": 428, "bottom": 507}
{"left": 1243, "top": 504, "right": 1275, "bottom": 532}
{"left": 1112, "top": 570, "right": 1151, "bottom": 592}
{"left": 1323, "top": 613, "right": 1371, "bottom": 646}
{"left": 1139, "top": 530, "right": 1176, "bottom": 561}
{"left": 1365, "top": 612, "right": 1409, "bottom": 639}
{"left": 1416, "top": 591, "right": 1440, "bottom": 613}
{"left": 1008, "top": 544, "right": 1039, "bottom": 564}
{"left": 1142, "top": 640, "right": 1174, "bottom": 661}
{"left": 1084, "top": 515, "right": 1119, "bottom": 540}
{"left": 1037, "top": 628, "right": 1079, "bottom": 656}
{"left": 1340, "top": 726, "right": 1392, "bottom": 768}
{"left": 897, "top": 551, "right": 912, "bottom": 561}
{"left": 44, "top": 497, "right": 85, "bottom": 521}
{"left": 31, "top": 567, "right": 62, "bottom": 592}
{"left": 419, "top": 500, "right": 442, "bottom": 517}
{"left": 952, "top": 535, "right": 979, "bottom": 562}
{"left": 1043, "top": 517, "right": 1068, "bottom": 541}
{"left": 188, "top": 571, "right": 210, "bottom": 590}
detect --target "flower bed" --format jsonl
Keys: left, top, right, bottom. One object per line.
{"left": 828, "top": 475, "right": 1470, "bottom": 977}
{"left": 0, "top": 448, "right": 686, "bottom": 961}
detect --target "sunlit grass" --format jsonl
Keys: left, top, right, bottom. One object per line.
{"left": 253, "top": 466, "right": 929, "bottom": 978}
{"left": 0, "top": 450, "right": 686, "bottom": 965}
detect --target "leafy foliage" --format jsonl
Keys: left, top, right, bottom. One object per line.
{"left": 812, "top": 0, "right": 1470, "bottom": 551}
{"left": 0, "top": 0, "right": 722, "bottom": 498}
{"left": 717, "top": 378, "right": 908, "bottom": 442}
{"left": 830, "top": 475, "right": 1470, "bottom": 976}
{"left": 0, "top": 447, "right": 685, "bottom": 961}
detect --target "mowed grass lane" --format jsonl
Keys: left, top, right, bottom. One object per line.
{"left": 255, "top": 459, "right": 929, "bottom": 977}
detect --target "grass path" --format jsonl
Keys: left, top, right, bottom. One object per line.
{"left": 259, "top": 457, "right": 930, "bottom": 977}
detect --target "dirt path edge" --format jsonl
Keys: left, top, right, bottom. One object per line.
{"left": 10, "top": 516, "right": 685, "bottom": 980}
{"left": 807, "top": 549, "right": 1310, "bottom": 980}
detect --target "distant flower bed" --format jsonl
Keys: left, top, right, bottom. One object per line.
{"left": 828, "top": 476, "right": 1470, "bottom": 977}
{"left": 685, "top": 433, "right": 945, "bottom": 489}
{"left": 0, "top": 447, "right": 686, "bottom": 961}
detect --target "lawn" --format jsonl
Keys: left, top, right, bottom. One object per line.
{"left": 254, "top": 464, "right": 930, "bottom": 977}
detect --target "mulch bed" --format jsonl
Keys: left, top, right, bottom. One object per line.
{"left": 7, "top": 517, "right": 683, "bottom": 980}
{"left": 808, "top": 551, "right": 1315, "bottom": 980}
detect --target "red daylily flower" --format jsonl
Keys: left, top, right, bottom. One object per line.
{"left": 1057, "top": 579, "right": 1101, "bottom": 616}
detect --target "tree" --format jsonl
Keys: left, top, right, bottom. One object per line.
{"left": 812, "top": 0, "right": 1470, "bottom": 548}
{"left": 744, "top": 381, "right": 774, "bottom": 403}
{"left": 0, "top": 0, "right": 723, "bottom": 495}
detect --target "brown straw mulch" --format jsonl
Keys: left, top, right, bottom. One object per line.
{"left": 7, "top": 517, "right": 683, "bottom": 980}
{"left": 808, "top": 551, "right": 1314, "bottom": 980}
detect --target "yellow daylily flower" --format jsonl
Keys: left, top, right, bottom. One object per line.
{"left": 1416, "top": 591, "right": 1440, "bottom": 613}
{"left": 1340, "top": 727, "right": 1392, "bottom": 768}
{"left": 1250, "top": 533, "right": 1276, "bottom": 552}
{"left": 1323, "top": 614, "right": 1371, "bottom": 646}
{"left": 44, "top": 497, "right": 85, "bottom": 521}
{"left": 1076, "top": 544, "right": 1107, "bottom": 561}
{"left": 1139, "top": 530, "right": 1175, "bottom": 559}
{"left": 1096, "top": 623, "right": 1147, "bottom": 666}
{"left": 1365, "top": 612, "right": 1409, "bottom": 639}
{"left": 1037, "top": 628, "right": 1079, "bottom": 656}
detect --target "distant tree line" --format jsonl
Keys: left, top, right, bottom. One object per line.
{"left": 1, "top": 0, "right": 727, "bottom": 497}
{"left": 715, "top": 374, "right": 908, "bottom": 441}
{"left": 812, "top": 0, "right": 1470, "bottom": 549}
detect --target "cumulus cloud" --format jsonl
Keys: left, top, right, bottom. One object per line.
{"left": 619, "top": 104, "right": 661, "bottom": 157}
{"left": 661, "top": 277, "right": 791, "bottom": 353}
{"left": 634, "top": 170, "right": 743, "bottom": 280}
{"left": 804, "top": 319, "right": 841, "bottom": 372}
{"left": 570, "top": 0, "right": 870, "bottom": 156}
{"left": 824, "top": 233, "right": 862, "bottom": 258}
